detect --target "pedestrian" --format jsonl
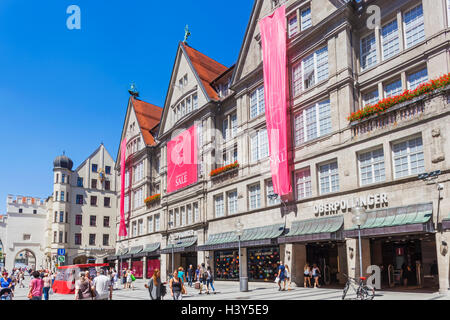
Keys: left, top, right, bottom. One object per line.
{"left": 126, "top": 269, "right": 134, "bottom": 290}
{"left": 75, "top": 272, "right": 95, "bottom": 300}
{"left": 19, "top": 271, "right": 25, "bottom": 288}
{"left": 0, "top": 272, "right": 12, "bottom": 290}
{"left": 178, "top": 267, "right": 186, "bottom": 284}
{"left": 277, "top": 261, "right": 286, "bottom": 291}
{"left": 206, "top": 266, "right": 216, "bottom": 294}
{"left": 145, "top": 269, "right": 162, "bottom": 300}
{"left": 285, "top": 264, "right": 291, "bottom": 290}
{"left": 28, "top": 271, "right": 44, "bottom": 300}
{"left": 42, "top": 273, "right": 52, "bottom": 300}
{"left": 122, "top": 268, "right": 127, "bottom": 289}
{"left": 304, "top": 263, "right": 312, "bottom": 288}
{"left": 312, "top": 263, "right": 321, "bottom": 288}
{"left": 93, "top": 269, "right": 112, "bottom": 300}
{"left": 169, "top": 270, "right": 185, "bottom": 300}
{"left": 198, "top": 263, "right": 208, "bottom": 294}
{"left": 187, "top": 265, "right": 194, "bottom": 287}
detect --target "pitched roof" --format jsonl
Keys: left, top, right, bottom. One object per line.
{"left": 181, "top": 42, "right": 228, "bottom": 101}
{"left": 131, "top": 97, "right": 163, "bottom": 146}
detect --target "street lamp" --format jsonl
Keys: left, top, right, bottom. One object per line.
{"left": 235, "top": 219, "right": 248, "bottom": 292}
{"left": 352, "top": 205, "right": 368, "bottom": 279}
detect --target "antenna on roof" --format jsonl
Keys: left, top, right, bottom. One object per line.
{"left": 183, "top": 25, "right": 191, "bottom": 44}
{"left": 128, "top": 82, "right": 140, "bottom": 98}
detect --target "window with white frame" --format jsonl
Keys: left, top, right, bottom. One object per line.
{"left": 393, "top": 136, "right": 424, "bottom": 179}
{"left": 175, "top": 208, "right": 180, "bottom": 227}
{"left": 381, "top": 19, "right": 400, "bottom": 60}
{"left": 147, "top": 216, "right": 154, "bottom": 233}
{"left": 319, "top": 161, "right": 339, "bottom": 194}
{"left": 292, "top": 46, "right": 328, "bottom": 95}
{"left": 169, "top": 210, "right": 174, "bottom": 228}
{"left": 181, "top": 206, "right": 186, "bottom": 226}
{"left": 227, "top": 190, "right": 238, "bottom": 215}
{"left": 301, "top": 7, "right": 312, "bottom": 31}
{"left": 294, "top": 100, "right": 331, "bottom": 146}
{"left": 132, "top": 221, "right": 137, "bottom": 237}
{"left": 250, "top": 86, "right": 265, "bottom": 119}
{"left": 193, "top": 93, "right": 198, "bottom": 110}
{"left": 223, "top": 144, "right": 238, "bottom": 166}
{"left": 133, "top": 161, "right": 144, "bottom": 183}
{"left": 250, "top": 129, "right": 269, "bottom": 162}
{"left": 223, "top": 113, "right": 237, "bottom": 140}
{"left": 138, "top": 219, "right": 143, "bottom": 235}
{"left": 125, "top": 170, "right": 130, "bottom": 189}
{"left": 363, "top": 89, "right": 379, "bottom": 107}
{"left": 266, "top": 180, "right": 280, "bottom": 206}
{"left": 124, "top": 195, "right": 129, "bottom": 213}
{"left": 155, "top": 214, "right": 160, "bottom": 231}
{"left": 360, "top": 33, "right": 377, "bottom": 70}
{"left": 384, "top": 79, "right": 403, "bottom": 98}
{"left": 222, "top": 118, "right": 229, "bottom": 140}
{"left": 288, "top": 14, "right": 298, "bottom": 38}
{"left": 448, "top": 0, "right": 450, "bottom": 26}
{"left": 359, "top": 148, "right": 386, "bottom": 186}
{"left": 407, "top": 68, "right": 428, "bottom": 90}
{"left": 186, "top": 96, "right": 192, "bottom": 113}
{"left": 296, "top": 168, "right": 312, "bottom": 200}
{"left": 248, "top": 184, "right": 261, "bottom": 210}
{"left": 187, "top": 205, "right": 192, "bottom": 224}
{"left": 215, "top": 194, "right": 225, "bottom": 218}
{"left": 194, "top": 202, "right": 199, "bottom": 222}
{"left": 231, "top": 114, "right": 237, "bottom": 137}
{"left": 133, "top": 188, "right": 143, "bottom": 209}
{"left": 404, "top": 4, "right": 425, "bottom": 49}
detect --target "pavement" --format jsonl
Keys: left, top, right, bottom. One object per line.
{"left": 9, "top": 276, "right": 450, "bottom": 300}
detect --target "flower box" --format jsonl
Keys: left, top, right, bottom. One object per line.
{"left": 348, "top": 73, "right": 450, "bottom": 123}
{"left": 210, "top": 161, "right": 240, "bottom": 177}
{"left": 144, "top": 194, "right": 161, "bottom": 205}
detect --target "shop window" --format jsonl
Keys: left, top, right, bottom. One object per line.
{"left": 248, "top": 247, "right": 280, "bottom": 281}
{"left": 214, "top": 250, "right": 239, "bottom": 280}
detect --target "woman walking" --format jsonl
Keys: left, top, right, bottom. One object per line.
{"left": 169, "top": 270, "right": 185, "bottom": 300}
{"left": 145, "top": 269, "right": 162, "bottom": 300}
{"left": 304, "top": 264, "right": 312, "bottom": 288}
{"left": 178, "top": 267, "right": 186, "bottom": 284}
{"left": 28, "top": 271, "right": 44, "bottom": 300}
{"left": 206, "top": 266, "right": 216, "bottom": 294}
{"left": 75, "top": 272, "right": 94, "bottom": 300}
{"left": 42, "top": 273, "right": 52, "bottom": 300}
{"left": 312, "top": 264, "right": 321, "bottom": 288}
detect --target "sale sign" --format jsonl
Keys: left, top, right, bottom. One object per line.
{"left": 167, "top": 125, "right": 198, "bottom": 193}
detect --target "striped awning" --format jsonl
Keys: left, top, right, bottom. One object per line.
{"left": 133, "top": 243, "right": 161, "bottom": 258}
{"left": 197, "top": 224, "right": 285, "bottom": 251}
{"left": 160, "top": 236, "right": 197, "bottom": 254}
{"left": 344, "top": 203, "right": 434, "bottom": 237}
{"left": 278, "top": 216, "right": 344, "bottom": 244}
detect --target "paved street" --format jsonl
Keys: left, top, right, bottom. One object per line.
{"left": 9, "top": 276, "right": 450, "bottom": 300}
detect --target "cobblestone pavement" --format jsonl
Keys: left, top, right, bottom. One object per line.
{"left": 9, "top": 276, "right": 450, "bottom": 300}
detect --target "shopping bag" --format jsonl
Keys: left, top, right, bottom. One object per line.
{"left": 194, "top": 281, "right": 201, "bottom": 290}
{"left": 130, "top": 274, "right": 136, "bottom": 281}
{"left": 274, "top": 277, "right": 280, "bottom": 284}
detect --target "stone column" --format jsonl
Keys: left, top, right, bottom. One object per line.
{"left": 435, "top": 231, "right": 450, "bottom": 294}
{"left": 143, "top": 256, "right": 148, "bottom": 279}
{"left": 291, "top": 243, "right": 306, "bottom": 287}
{"left": 346, "top": 238, "right": 357, "bottom": 279}
{"left": 160, "top": 253, "right": 168, "bottom": 281}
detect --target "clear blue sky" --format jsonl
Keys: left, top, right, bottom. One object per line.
{"left": 0, "top": 0, "right": 254, "bottom": 214}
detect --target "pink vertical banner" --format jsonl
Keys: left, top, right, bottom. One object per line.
{"left": 167, "top": 125, "right": 198, "bottom": 193}
{"left": 259, "top": 5, "right": 292, "bottom": 196}
{"left": 119, "top": 138, "right": 127, "bottom": 237}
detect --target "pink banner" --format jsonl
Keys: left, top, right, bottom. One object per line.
{"left": 167, "top": 125, "right": 198, "bottom": 193}
{"left": 119, "top": 138, "right": 127, "bottom": 237}
{"left": 259, "top": 5, "right": 292, "bottom": 196}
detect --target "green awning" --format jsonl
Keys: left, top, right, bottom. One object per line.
{"left": 344, "top": 203, "right": 434, "bottom": 237}
{"left": 160, "top": 236, "right": 197, "bottom": 254}
{"left": 197, "top": 224, "right": 285, "bottom": 251}
{"left": 129, "top": 245, "right": 143, "bottom": 256}
{"left": 278, "top": 215, "right": 344, "bottom": 243}
{"left": 133, "top": 243, "right": 161, "bottom": 258}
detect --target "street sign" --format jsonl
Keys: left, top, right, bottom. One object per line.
{"left": 57, "top": 249, "right": 66, "bottom": 256}
{"left": 58, "top": 256, "right": 65, "bottom": 262}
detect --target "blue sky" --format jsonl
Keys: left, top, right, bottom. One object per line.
{"left": 0, "top": 0, "right": 254, "bottom": 214}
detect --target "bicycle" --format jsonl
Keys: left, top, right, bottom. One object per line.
{"left": 342, "top": 274, "right": 375, "bottom": 300}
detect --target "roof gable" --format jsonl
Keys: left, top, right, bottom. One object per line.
{"left": 131, "top": 97, "right": 163, "bottom": 146}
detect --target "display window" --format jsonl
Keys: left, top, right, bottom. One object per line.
{"left": 214, "top": 250, "right": 239, "bottom": 280}
{"left": 247, "top": 247, "right": 280, "bottom": 281}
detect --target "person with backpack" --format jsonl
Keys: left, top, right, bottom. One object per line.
{"left": 206, "top": 266, "right": 216, "bottom": 294}
{"left": 145, "top": 269, "right": 162, "bottom": 300}
{"left": 199, "top": 263, "right": 208, "bottom": 294}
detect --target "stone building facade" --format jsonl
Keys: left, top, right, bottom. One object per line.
{"left": 113, "top": 0, "right": 450, "bottom": 293}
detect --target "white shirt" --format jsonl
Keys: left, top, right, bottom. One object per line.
{"left": 93, "top": 275, "right": 111, "bottom": 300}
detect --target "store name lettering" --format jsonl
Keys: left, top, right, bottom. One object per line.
{"left": 175, "top": 172, "right": 188, "bottom": 186}
{"left": 314, "top": 193, "right": 388, "bottom": 217}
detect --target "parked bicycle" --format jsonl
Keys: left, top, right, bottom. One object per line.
{"left": 342, "top": 274, "right": 375, "bottom": 300}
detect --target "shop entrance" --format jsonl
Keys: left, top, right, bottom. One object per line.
{"left": 370, "top": 234, "right": 438, "bottom": 290}
{"left": 306, "top": 243, "right": 340, "bottom": 286}
{"left": 180, "top": 252, "right": 197, "bottom": 272}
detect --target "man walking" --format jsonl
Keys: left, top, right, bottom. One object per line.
{"left": 187, "top": 265, "right": 194, "bottom": 287}
{"left": 93, "top": 269, "right": 113, "bottom": 300}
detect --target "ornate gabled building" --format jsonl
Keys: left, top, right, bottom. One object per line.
{"left": 112, "top": 0, "right": 450, "bottom": 294}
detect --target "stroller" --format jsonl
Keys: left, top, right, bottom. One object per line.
{"left": 0, "top": 288, "right": 13, "bottom": 300}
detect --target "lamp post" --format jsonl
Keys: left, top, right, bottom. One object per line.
{"left": 352, "top": 205, "right": 368, "bottom": 279}
{"left": 235, "top": 219, "right": 248, "bottom": 292}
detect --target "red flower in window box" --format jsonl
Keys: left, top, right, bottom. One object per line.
{"left": 144, "top": 194, "right": 161, "bottom": 205}
{"left": 209, "top": 161, "right": 240, "bottom": 177}
{"left": 347, "top": 73, "right": 450, "bottom": 122}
